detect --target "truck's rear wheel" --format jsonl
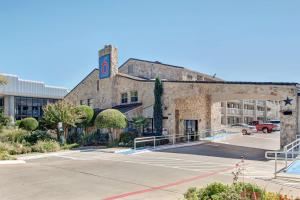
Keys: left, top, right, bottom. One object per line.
{"left": 262, "top": 128, "right": 268, "bottom": 134}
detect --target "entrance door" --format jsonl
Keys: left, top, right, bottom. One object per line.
{"left": 184, "top": 120, "right": 198, "bottom": 141}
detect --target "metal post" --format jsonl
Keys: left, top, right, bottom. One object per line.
{"left": 285, "top": 151, "right": 288, "bottom": 168}
{"left": 153, "top": 137, "right": 156, "bottom": 149}
{"left": 275, "top": 153, "right": 277, "bottom": 178}
{"left": 173, "top": 134, "right": 175, "bottom": 145}
{"left": 187, "top": 132, "right": 190, "bottom": 143}
{"left": 134, "top": 139, "right": 136, "bottom": 150}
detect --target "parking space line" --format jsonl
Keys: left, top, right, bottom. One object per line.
{"left": 102, "top": 165, "right": 237, "bottom": 200}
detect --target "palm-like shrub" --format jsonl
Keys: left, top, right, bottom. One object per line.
{"left": 19, "top": 117, "right": 39, "bottom": 131}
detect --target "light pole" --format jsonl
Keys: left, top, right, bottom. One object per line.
{"left": 57, "top": 122, "right": 65, "bottom": 144}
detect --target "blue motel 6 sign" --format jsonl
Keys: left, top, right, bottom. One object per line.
{"left": 99, "top": 54, "right": 111, "bottom": 79}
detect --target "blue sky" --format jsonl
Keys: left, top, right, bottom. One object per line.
{"left": 0, "top": 0, "right": 299, "bottom": 89}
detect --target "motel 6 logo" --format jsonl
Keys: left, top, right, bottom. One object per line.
{"left": 99, "top": 54, "right": 111, "bottom": 79}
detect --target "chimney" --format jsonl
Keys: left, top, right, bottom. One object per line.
{"left": 98, "top": 44, "right": 118, "bottom": 79}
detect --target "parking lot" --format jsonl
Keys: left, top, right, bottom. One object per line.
{"left": 1, "top": 131, "right": 299, "bottom": 200}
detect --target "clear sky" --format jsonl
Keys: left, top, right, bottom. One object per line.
{"left": 0, "top": 0, "right": 299, "bottom": 89}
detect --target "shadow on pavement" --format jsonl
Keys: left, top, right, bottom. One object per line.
{"left": 157, "top": 142, "right": 271, "bottom": 161}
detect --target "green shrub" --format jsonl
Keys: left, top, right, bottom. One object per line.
{"left": 198, "top": 183, "right": 230, "bottom": 199}
{"left": 184, "top": 187, "right": 200, "bottom": 200}
{"left": 19, "top": 118, "right": 39, "bottom": 131}
{"left": 23, "top": 130, "right": 53, "bottom": 145}
{"left": 118, "top": 132, "right": 138, "bottom": 147}
{"left": 0, "top": 150, "right": 16, "bottom": 160}
{"left": 95, "top": 109, "right": 127, "bottom": 129}
{"left": 76, "top": 105, "right": 94, "bottom": 127}
{"left": 184, "top": 182, "right": 300, "bottom": 200}
{"left": 15, "top": 120, "right": 21, "bottom": 127}
{"left": 61, "top": 143, "right": 80, "bottom": 150}
{"left": 32, "top": 140, "right": 60, "bottom": 153}
{"left": 0, "top": 129, "right": 29, "bottom": 143}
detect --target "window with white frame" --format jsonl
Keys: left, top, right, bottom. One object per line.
{"left": 130, "top": 91, "right": 138, "bottom": 102}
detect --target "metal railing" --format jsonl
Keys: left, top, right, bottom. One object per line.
{"left": 133, "top": 129, "right": 235, "bottom": 150}
{"left": 265, "top": 137, "right": 300, "bottom": 178}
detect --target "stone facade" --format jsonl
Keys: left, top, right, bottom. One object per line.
{"left": 65, "top": 45, "right": 300, "bottom": 147}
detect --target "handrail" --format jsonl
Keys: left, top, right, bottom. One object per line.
{"left": 133, "top": 129, "right": 234, "bottom": 150}
{"left": 265, "top": 137, "right": 300, "bottom": 178}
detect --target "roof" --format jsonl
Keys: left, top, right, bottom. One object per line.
{"left": 119, "top": 58, "right": 184, "bottom": 69}
{"left": 116, "top": 73, "right": 298, "bottom": 86}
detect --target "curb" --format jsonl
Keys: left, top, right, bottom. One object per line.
{"left": 0, "top": 160, "right": 26, "bottom": 165}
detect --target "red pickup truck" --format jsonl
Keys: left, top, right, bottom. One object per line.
{"left": 249, "top": 121, "right": 278, "bottom": 133}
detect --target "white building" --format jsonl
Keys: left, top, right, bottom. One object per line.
{"left": 0, "top": 73, "right": 68, "bottom": 121}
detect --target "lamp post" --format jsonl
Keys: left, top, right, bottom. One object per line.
{"left": 57, "top": 122, "right": 65, "bottom": 144}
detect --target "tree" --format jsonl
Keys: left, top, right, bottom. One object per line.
{"left": 19, "top": 117, "right": 39, "bottom": 132}
{"left": 153, "top": 77, "right": 163, "bottom": 134}
{"left": 95, "top": 109, "right": 127, "bottom": 141}
{"left": 0, "top": 75, "right": 7, "bottom": 85}
{"left": 76, "top": 105, "right": 94, "bottom": 133}
{"left": 43, "top": 101, "right": 83, "bottom": 141}
{"left": 132, "top": 116, "right": 149, "bottom": 136}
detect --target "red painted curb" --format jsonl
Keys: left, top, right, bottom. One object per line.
{"left": 103, "top": 164, "right": 238, "bottom": 200}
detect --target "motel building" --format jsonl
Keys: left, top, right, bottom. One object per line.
{"left": 65, "top": 45, "right": 300, "bottom": 147}
{"left": 0, "top": 74, "right": 68, "bottom": 122}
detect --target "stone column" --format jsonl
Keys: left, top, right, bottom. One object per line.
{"left": 4, "top": 95, "right": 15, "bottom": 123}
{"left": 224, "top": 101, "right": 228, "bottom": 125}
{"left": 241, "top": 100, "right": 245, "bottom": 123}
{"left": 254, "top": 100, "right": 258, "bottom": 120}
{"left": 297, "top": 97, "right": 300, "bottom": 135}
{"left": 264, "top": 101, "right": 268, "bottom": 122}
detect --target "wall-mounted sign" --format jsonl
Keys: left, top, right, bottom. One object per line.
{"left": 99, "top": 54, "right": 111, "bottom": 79}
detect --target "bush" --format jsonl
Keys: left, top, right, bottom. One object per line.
{"left": 76, "top": 105, "right": 94, "bottom": 127}
{"left": 23, "top": 130, "right": 53, "bottom": 145}
{"left": 61, "top": 143, "right": 80, "bottom": 150}
{"left": 184, "top": 182, "right": 300, "bottom": 200}
{"left": 0, "top": 129, "right": 29, "bottom": 143}
{"left": 95, "top": 109, "right": 127, "bottom": 129}
{"left": 19, "top": 118, "right": 39, "bottom": 131}
{"left": 15, "top": 120, "right": 21, "bottom": 127}
{"left": 0, "top": 142, "right": 32, "bottom": 155}
{"left": 32, "top": 140, "right": 60, "bottom": 153}
{"left": 0, "top": 150, "right": 16, "bottom": 160}
{"left": 118, "top": 132, "right": 138, "bottom": 147}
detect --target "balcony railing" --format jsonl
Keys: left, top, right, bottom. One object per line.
{"left": 227, "top": 108, "right": 242, "bottom": 115}
{"left": 257, "top": 110, "right": 265, "bottom": 116}
{"left": 244, "top": 109, "right": 254, "bottom": 116}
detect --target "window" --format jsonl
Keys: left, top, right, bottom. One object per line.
{"left": 97, "top": 80, "right": 100, "bottom": 91}
{"left": 0, "top": 97, "right": 3, "bottom": 110}
{"left": 187, "top": 75, "right": 193, "bottom": 80}
{"left": 87, "top": 99, "right": 91, "bottom": 106}
{"left": 130, "top": 91, "right": 138, "bottom": 102}
{"left": 121, "top": 93, "right": 128, "bottom": 104}
{"left": 14, "top": 96, "right": 57, "bottom": 120}
{"left": 80, "top": 100, "right": 83, "bottom": 105}
{"left": 197, "top": 75, "right": 203, "bottom": 81}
